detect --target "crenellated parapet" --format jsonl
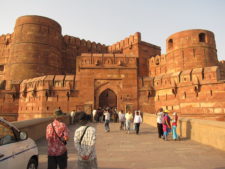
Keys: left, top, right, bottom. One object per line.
{"left": 0, "top": 34, "right": 13, "bottom": 45}
{"left": 63, "top": 35, "right": 108, "bottom": 53}
{"left": 108, "top": 32, "right": 141, "bottom": 53}
{"left": 77, "top": 53, "right": 137, "bottom": 69}
{"left": 0, "top": 33, "right": 13, "bottom": 81}
{"left": 218, "top": 60, "right": 225, "bottom": 79}
{"left": 149, "top": 29, "right": 220, "bottom": 77}
{"left": 142, "top": 66, "right": 221, "bottom": 92}
{"left": 20, "top": 75, "right": 76, "bottom": 98}
{"left": 149, "top": 54, "right": 167, "bottom": 76}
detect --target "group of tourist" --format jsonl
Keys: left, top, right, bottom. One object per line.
{"left": 46, "top": 107, "right": 179, "bottom": 169}
{"left": 156, "top": 108, "right": 179, "bottom": 141}
{"left": 101, "top": 108, "right": 143, "bottom": 135}
{"left": 46, "top": 109, "right": 97, "bottom": 169}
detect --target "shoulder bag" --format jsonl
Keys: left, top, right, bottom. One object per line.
{"left": 79, "top": 126, "right": 89, "bottom": 145}
{"left": 51, "top": 123, "right": 67, "bottom": 145}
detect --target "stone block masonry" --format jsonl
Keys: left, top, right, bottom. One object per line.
{"left": 0, "top": 15, "right": 225, "bottom": 121}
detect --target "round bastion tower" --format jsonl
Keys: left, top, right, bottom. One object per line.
{"left": 165, "top": 29, "right": 218, "bottom": 73}
{"left": 6, "top": 15, "right": 63, "bottom": 82}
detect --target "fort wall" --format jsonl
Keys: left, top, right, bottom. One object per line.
{"left": 108, "top": 32, "right": 161, "bottom": 76}
{"left": 62, "top": 35, "right": 107, "bottom": 74}
{"left": 140, "top": 66, "right": 225, "bottom": 120}
{"left": 1, "top": 15, "right": 225, "bottom": 122}
{"left": 150, "top": 29, "right": 219, "bottom": 76}
{"left": 18, "top": 75, "right": 77, "bottom": 120}
{"left": 12, "top": 116, "right": 70, "bottom": 141}
{"left": 144, "top": 114, "right": 225, "bottom": 152}
{"left": 6, "top": 15, "right": 63, "bottom": 82}
{"left": 0, "top": 34, "right": 13, "bottom": 83}
{"left": 76, "top": 53, "right": 138, "bottom": 112}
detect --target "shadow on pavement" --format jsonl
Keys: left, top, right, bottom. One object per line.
{"left": 99, "top": 168, "right": 126, "bottom": 169}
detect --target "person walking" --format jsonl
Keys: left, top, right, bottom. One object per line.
{"left": 70, "top": 110, "right": 76, "bottom": 124}
{"left": 125, "top": 111, "right": 133, "bottom": 134}
{"left": 118, "top": 110, "right": 126, "bottom": 130}
{"left": 172, "top": 112, "right": 179, "bottom": 140}
{"left": 74, "top": 111, "right": 98, "bottom": 169}
{"left": 133, "top": 111, "right": 142, "bottom": 134}
{"left": 104, "top": 109, "right": 110, "bottom": 132}
{"left": 92, "top": 109, "right": 97, "bottom": 122}
{"left": 156, "top": 108, "right": 164, "bottom": 138}
{"left": 113, "top": 107, "right": 119, "bottom": 123}
{"left": 46, "top": 110, "right": 69, "bottom": 169}
{"left": 162, "top": 110, "right": 171, "bottom": 141}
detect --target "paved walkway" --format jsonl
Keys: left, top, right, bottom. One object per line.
{"left": 37, "top": 123, "right": 225, "bottom": 169}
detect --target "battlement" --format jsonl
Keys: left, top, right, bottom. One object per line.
{"left": 78, "top": 53, "right": 137, "bottom": 68}
{"left": 20, "top": 75, "right": 75, "bottom": 94}
{"left": 0, "top": 34, "right": 13, "bottom": 45}
{"left": 219, "top": 60, "right": 225, "bottom": 79}
{"left": 108, "top": 32, "right": 141, "bottom": 53}
{"left": 145, "top": 66, "right": 221, "bottom": 90}
{"left": 63, "top": 35, "right": 107, "bottom": 53}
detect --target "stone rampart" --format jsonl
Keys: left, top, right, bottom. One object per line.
{"left": 108, "top": 32, "right": 141, "bottom": 53}
{"left": 62, "top": 36, "right": 108, "bottom": 74}
{"left": 63, "top": 35, "right": 107, "bottom": 53}
{"left": 12, "top": 115, "right": 70, "bottom": 141}
{"left": 0, "top": 34, "right": 13, "bottom": 81}
{"left": 18, "top": 75, "right": 76, "bottom": 120}
{"left": 7, "top": 15, "right": 63, "bottom": 82}
{"left": 144, "top": 113, "right": 225, "bottom": 151}
{"left": 139, "top": 66, "right": 225, "bottom": 120}
{"left": 150, "top": 29, "right": 219, "bottom": 76}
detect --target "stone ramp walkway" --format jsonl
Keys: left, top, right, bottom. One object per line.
{"left": 37, "top": 123, "right": 225, "bottom": 169}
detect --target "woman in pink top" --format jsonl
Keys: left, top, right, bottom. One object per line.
{"left": 162, "top": 110, "right": 171, "bottom": 141}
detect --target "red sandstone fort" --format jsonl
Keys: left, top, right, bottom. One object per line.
{"left": 0, "top": 15, "right": 225, "bottom": 121}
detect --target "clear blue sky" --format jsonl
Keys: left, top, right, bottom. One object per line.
{"left": 1, "top": 0, "right": 225, "bottom": 60}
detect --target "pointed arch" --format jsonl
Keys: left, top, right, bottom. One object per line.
{"left": 99, "top": 88, "right": 117, "bottom": 108}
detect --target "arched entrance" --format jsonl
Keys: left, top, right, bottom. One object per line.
{"left": 99, "top": 89, "right": 117, "bottom": 108}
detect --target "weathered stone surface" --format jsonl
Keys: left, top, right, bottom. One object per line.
{"left": 0, "top": 15, "right": 225, "bottom": 121}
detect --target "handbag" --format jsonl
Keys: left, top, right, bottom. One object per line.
{"left": 51, "top": 123, "right": 67, "bottom": 145}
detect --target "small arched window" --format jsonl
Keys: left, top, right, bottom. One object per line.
{"left": 168, "top": 39, "right": 173, "bottom": 49}
{"left": 199, "top": 33, "right": 206, "bottom": 42}
{"left": 155, "top": 58, "right": 160, "bottom": 65}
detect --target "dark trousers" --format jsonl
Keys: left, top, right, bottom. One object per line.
{"left": 48, "top": 151, "right": 67, "bottom": 169}
{"left": 120, "top": 121, "right": 125, "bottom": 130}
{"left": 135, "top": 123, "right": 140, "bottom": 134}
{"left": 157, "top": 123, "right": 163, "bottom": 138}
{"left": 104, "top": 120, "right": 110, "bottom": 131}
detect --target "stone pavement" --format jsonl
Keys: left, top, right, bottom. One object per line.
{"left": 37, "top": 123, "right": 225, "bottom": 169}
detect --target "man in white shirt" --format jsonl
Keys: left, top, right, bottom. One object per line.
{"left": 104, "top": 109, "right": 110, "bottom": 132}
{"left": 74, "top": 112, "right": 98, "bottom": 169}
{"left": 70, "top": 110, "right": 76, "bottom": 124}
{"left": 133, "top": 111, "right": 143, "bottom": 134}
{"left": 92, "top": 109, "right": 97, "bottom": 122}
{"left": 156, "top": 108, "right": 164, "bottom": 138}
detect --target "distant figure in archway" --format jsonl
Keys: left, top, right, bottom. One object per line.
{"left": 92, "top": 109, "right": 97, "bottom": 122}
{"left": 118, "top": 110, "right": 125, "bottom": 130}
{"left": 70, "top": 110, "right": 76, "bottom": 124}
{"left": 104, "top": 108, "right": 110, "bottom": 132}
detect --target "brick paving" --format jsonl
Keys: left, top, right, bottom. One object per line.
{"left": 37, "top": 123, "right": 225, "bottom": 169}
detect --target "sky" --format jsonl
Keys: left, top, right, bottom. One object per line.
{"left": 0, "top": 0, "right": 225, "bottom": 60}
